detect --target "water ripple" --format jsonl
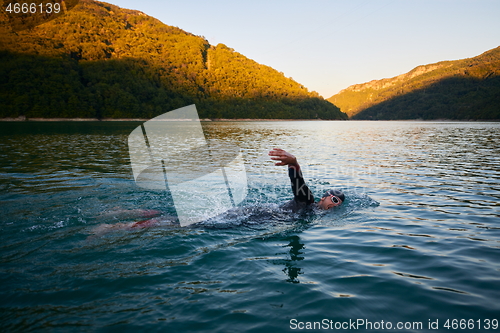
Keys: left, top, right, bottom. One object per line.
{"left": 1, "top": 121, "right": 500, "bottom": 330}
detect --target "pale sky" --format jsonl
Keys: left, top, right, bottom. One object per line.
{"left": 105, "top": 0, "right": 500, "bottom": 98}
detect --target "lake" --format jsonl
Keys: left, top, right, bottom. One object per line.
{"left": 1, "top": 120, "right": 499, "bottom": 332}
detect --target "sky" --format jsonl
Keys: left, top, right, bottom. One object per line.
{"left": 105, "top": 0, "right": 500, "bottom": 98}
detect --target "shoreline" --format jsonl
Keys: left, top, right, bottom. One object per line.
{"left": 0, "top": 117, "right": 340, "bottom": 122}
{"left": 0, "top": 117, "right": 498, "bottom": 122}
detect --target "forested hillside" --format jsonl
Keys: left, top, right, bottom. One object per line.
{"left": 328, "top": 47, "right": 500, "bottom": 120}
{"left": 0, "top": 0, "right": 346, "bottom": 120}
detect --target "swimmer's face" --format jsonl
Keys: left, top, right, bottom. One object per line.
{"left": 318, "top": 195, "right": 343, "bottom": 210}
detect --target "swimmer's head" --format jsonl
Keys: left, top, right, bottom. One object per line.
{"left": 318, "top": 189, "right": 345, "bottom": 210}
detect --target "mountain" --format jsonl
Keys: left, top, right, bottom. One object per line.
{"left": 328, "top": 47, "right": 500, "bottom": 120}
{"left": 0, "top": 0, "right": 347, "bottom": 120}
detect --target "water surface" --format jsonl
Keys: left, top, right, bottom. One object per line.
{"left": 1, "top": 121, "right": 499, "bottom": 332}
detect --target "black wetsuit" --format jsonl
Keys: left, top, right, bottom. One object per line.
{"left": 280, "top": 163, "right": 316, "bottom": 213}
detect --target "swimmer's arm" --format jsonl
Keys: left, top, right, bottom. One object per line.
{"left": 287, "top": 162, "right": 314, "bottom": 204}
{"left": 268, "top": 148, "right": 298, "bottom": 167}
{"left": 269, "top": 148, "right": 314, "bottom": 203}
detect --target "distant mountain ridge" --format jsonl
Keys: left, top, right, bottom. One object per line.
{"left": 328, "top": 47, "right": 500, "bottom": 120}
{"left": 0, "top": 0, "right": 346, "bottom": 120}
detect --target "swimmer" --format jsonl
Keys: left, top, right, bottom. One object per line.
{"left": 89, "top": 148, "right": 344, "bottom": 237}
{"left": 89, "top": 209, "right": 179, "bottom": 239}
{"left": 269, "top": 148, "right": 344, "bottom": 212}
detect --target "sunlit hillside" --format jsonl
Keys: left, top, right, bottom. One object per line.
{"left": 328, "top": 47, "right": 500, "bottom": 120}
{"left": 0, "top": 0, "right": 346, "bottom": 119}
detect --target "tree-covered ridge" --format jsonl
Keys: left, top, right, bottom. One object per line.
{"left": 0, "top": 0, "right": 346, "bottom": 119}
{"left": 328, "top": 46, "right": 500, "bottom": 120}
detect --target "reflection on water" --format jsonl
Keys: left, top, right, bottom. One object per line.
{"left": 281, "top": 235, "right": 305, "bottom": 284}
{"left": 0, "top": 121, "right": 499, "bottom": 331}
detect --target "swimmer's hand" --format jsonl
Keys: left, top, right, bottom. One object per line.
{"left": 268, "top": 148, "right": 298, "bottom": 166}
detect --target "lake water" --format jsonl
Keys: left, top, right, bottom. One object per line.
{"left": 1, "top": 121, "right": 499, "bottom": 332}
